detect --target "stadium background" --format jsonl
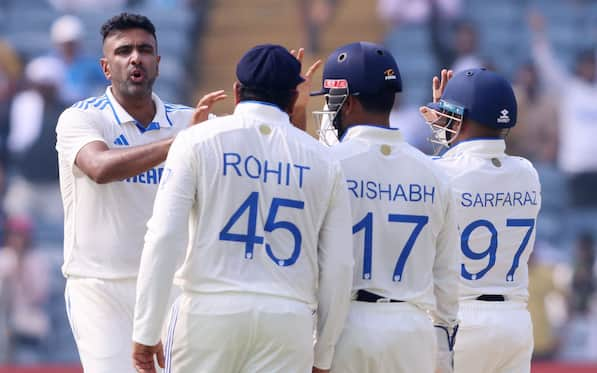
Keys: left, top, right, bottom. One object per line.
{"left": 0, "top": 0, "right": 596, "bottom": 371}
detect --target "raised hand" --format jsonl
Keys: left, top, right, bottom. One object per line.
{"left": 289, "top": 47, "right": 323, "bottom": 131}
{"left": 190, "top": 89, "right": 227, "bottom": 126}
{"left": 432, "top": 69, "right": 454, "bottom": 103}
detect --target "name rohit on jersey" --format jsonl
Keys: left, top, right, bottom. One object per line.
{"left": 223, "top": 152, "right": 311, "bottom": 188}
{"left": 346, "top": 179, "right": 435, "bottom": 203}
{"left": 461, "top": 190, "right": 539, "bottom": 208}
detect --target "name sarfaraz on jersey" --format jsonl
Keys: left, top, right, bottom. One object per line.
{"left": 223, "top": 152, "right": 311, "bottom": 189}
{"left": 461, "top": 190, "right": 539, "bottom": 208}
{"left": 346, "top": 179, "right": 435, "bottom": 203}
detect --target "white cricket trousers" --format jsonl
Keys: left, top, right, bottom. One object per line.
{"left": 454, "top": 300, "right": 533, "bottom": 373}
{"left": 65, "top": 277, "right": 178, "bottom": 373}
{"left": 163, "top": 292, "right": 314, "bottom": 373}
{"left": 65, "top": 277, "right": 137, "bottom": 373}
{"left": 330, "top": 301, "right": 437, "bottom": 373}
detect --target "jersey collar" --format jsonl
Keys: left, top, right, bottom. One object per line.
{"left": 233, "top": 101, "right": 291, "bottom": 127}
{"left": 442, "top": 138, "right": 506, "bottom": 159}
{"left": 341, "top": 124, "right": 403, "bottom": 143}
{"left": 105, "top": 86, "right": 170, "bottom": 131}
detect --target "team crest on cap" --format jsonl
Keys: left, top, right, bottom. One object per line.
{"left": 384, "top": 69, "right": 397, "bottom": 80}
{"left": 497, "top": 109, "right": 510, "bottom": 124}
{"left": 324, "top": 79, "right": 348, "bottom": 89}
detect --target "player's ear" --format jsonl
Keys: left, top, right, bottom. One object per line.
{"left": 100, "top": 57, "right": 111, "bottom": 80}
{"left": 233, "top": 82, "right": 241, "bottom": 105}
{"left": 286, "top": 90, "right": 299, "bottom": 115}
{"left": 343, "top": 95, "right": 356, "bottom": 115}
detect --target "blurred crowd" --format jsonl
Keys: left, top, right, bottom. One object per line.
{"left": 0, "top": 0, "right": 205, "bottom": 364}
{"left": 0, "top": 0, "right": 596, "bottom": 366}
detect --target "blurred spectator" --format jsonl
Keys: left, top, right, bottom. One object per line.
{"left": 4, "top": 56, "right": 66, "bottom": 224}
{"left": 429, "top": 2, "right": 484, "bottom": 73}
{"left": 569, "top": 233, "right": 595, "bottom": 314}
{"left": 48, "top": 15, "right": 107, "bottom": 104}
{"left": 48, "top": 0, "right": 126, "bottom": 12}
{"left": 0, "top": 217, "right": 50, "bottom": 363}
{"left": 297, "top": 0, "right": 339, "bottom": 53}
{"left": 0, "top": 40, "right": 22, "bottom": 203}
{"left": 528, "top": 242, "right": 567, "bottom": 361}
{"left": 558, "top": 232, "right": 597, "bottom": 361}
{"left": 508, "top": 62, "right": 559, "bottom": 163}
{"left": 530, "top": 12, "right": 597, "bottom": 208}
{"left": 377, "top": 0, "right": 461, "bottom": 27}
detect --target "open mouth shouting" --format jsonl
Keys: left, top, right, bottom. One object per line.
{"left": 129, "top": 68, "right": 146, "bottom": 84}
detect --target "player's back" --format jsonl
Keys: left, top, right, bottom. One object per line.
{"left": 436, "top": 139, "right": 541, "bottom": 302}
{"left": 172, "top": 102, "right": 348, "bottom": 306}
{"left": 332, "top": 125, "right": 456, "bottom": 309}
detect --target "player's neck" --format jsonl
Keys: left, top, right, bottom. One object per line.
{"left": 343, "top": 113, "right": 390, "bottom": 128}
{"left": 113, "top": 89, "right": 157, "bottom": 127}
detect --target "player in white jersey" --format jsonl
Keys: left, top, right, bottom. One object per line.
{"left": 55, "top": 13, "right": 225, "bottom": 373}
{"left": 311, "top": 42, "right": 460, "bottom": 373}
{"left": 132, "top": 44, "right": 354, "bottom": 373}
{"left": 420, "top": 68, "right": 542, "bottom": 373}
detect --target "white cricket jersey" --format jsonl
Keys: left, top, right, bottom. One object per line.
{"left": 435, "top": 139, "right": 541, "bottom": 302}
{"left": 56, "top": 86, "right": 193, "bottom": 279}
{"left": 133, "top": 102, "right": 354, "bottom": 367}
{"left": 331, "top": 125, "right": 459, "bottom": 327}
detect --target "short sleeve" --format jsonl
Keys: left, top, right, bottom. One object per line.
{"left": 55, "top": 108, "right": 107, "bottom": 170}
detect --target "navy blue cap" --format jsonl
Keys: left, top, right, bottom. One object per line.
{"left": 311, "top": 41, "right": 402, "bottom": 96}
{"left": 236, "top": 44, "right": 305, "bottom": 91}
{"left": 427, "top": 68, "right": 517, "bottom": 129}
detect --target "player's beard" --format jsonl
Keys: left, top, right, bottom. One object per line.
{"left": 118, "top": 74, "right": 157, "bottom": 100}
{"left": 333, "top": 110, "right": 346, "bottom": 139}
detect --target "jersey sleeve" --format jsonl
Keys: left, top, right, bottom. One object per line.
{"left": 313, "top": 162, "right": 354, "bottom": 369}
{"left": 133, "top": 132, "right": 197, "bottom": 345}
{"left": 431, "top": 183, "right": 460, "bottom": 328}
{"left": 55, "top": 108, "right": 107, "bottom": 170}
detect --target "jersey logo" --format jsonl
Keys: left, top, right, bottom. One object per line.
{"left": 113, "top": 134, "right": 130, "bottom": 146}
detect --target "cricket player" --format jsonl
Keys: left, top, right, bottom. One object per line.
{"left": 132, "top": 44, "right": 354, "bottom": 373}
{"left": 420, "top": 68, "right": 542, "bottom": 373}
{"left": 55, "top": 13, "right": 224, "bottom": 373}
{"left": 311, "top": 41, "right": 460, "bottom": 373}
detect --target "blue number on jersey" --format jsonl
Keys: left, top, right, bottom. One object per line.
{"left": 353, "top": 212, "right": 428, "bottom": 281}
{"left": 460, "top": 218, "right": 535, "bottom": 281}
{"left": 353, "top": 212, "right": 373, "bottom": 279}
{"left": 219, "top": 192, "right": 304, "bottom": 266}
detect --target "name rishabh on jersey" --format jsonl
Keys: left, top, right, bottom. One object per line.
{"left": 435, "top": 139, "right": 542, "bottom": 302}
{"left": 331, "top": 125, "right": 459, "bottom": 325}
{"left": 56, "top": 87, "right": 193, "bottom": 280}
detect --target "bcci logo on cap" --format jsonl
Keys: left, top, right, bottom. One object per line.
{"left": 384, "top": 69, "right": 397, "bottom": 81}
{"left": 497, "top": 109, "right": 510, "bottom": 124}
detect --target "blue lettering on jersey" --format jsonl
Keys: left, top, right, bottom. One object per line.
{"left": 460, "top": 191, "right": 538, "bottom": 208}
{"left": 346, "top": 179, "right": 435, "bottom": 203}
{"left": 124, "top": 167, "right": 164, "bottom": 184}
{"left": 223, "top": 152, "right": 311, "bottom": 188}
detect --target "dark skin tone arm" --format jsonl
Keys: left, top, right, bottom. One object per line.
{"left": 75, "top": 139, "right": 173, "bottom": 184}
{"left": 75, "top": 90, "right": 227, "bottom": 184}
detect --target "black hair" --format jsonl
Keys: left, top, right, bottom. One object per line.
{"left": 354, "top": 88, "right": 396, "bottom": 114}
{"left": 238, "top": 85, "right": 296, "bottom": 112}
{"left": 100, "top": 13, "right": 157, "bottom": 43}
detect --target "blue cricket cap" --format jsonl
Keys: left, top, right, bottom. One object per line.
{"left": 427, "top": 68, "right": 517, "bottom": 129}
{"left": 236, "top": 44, "right": 305, "bottom": 92}
{"left": 311, "top": 41, "right": 402, "bottom": 96}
